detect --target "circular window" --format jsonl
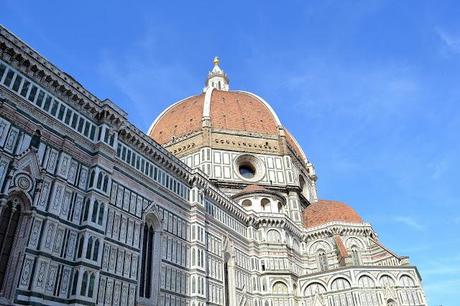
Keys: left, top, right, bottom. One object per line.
{"left": 239, "top": 164, "right": 256, "bottom": 179}
{"left": 234, "top": 154, "right": 265, "bottom": 182}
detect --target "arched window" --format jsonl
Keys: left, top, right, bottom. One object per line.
{"left": 103, "top": 175, "right": 109, "bottom": 192}
{"left": 380, "top": 275, "right": 395, "bottom": 287}
{"left": 82, "top": 199, "right": 90, "bottom": 222}
{"left": 331, "top": 278, "right": 351, "bottom": 290}
{"left": 242, "top": 199, "right": 252, "bottom": 207}
{"left": 261, "top": 198, "right": 270, "bottom": 211}
{"left": 304, "top": 282, "right": 326, "bottom": 299}
{"left": 192, "top": 276, "right": 196, "bottom": 293}
{"left": 318, "top": 250, "right": 328, "bottom": 271}
{"left": 358, "top": 275, "right": 375, "bottom": 288}
{"left": 71, "top": 270, "right": 79, "bottom": 295}
{"left": 267, "top": 229, "right": 282, "bottom": 243}
{"left": 86, "top": 237, "right": 93, "bottom": 259}
{"left": 80, "top": 271, "right": 88, "bottom": 296}
{"left": 140, "top": 214, "right": 160, "bottom": 300}
{"left": 192, "top": 249, "right": 196, "bottom": 265}
{"left": 387, "top": 299, "right": 397, "bottom": 306}
{"left": 77, "top": 236, "right": 84, "bottom": 258}
{"left": 140, "top": 223, "right": 153, "bottom": 298}
{"left": 351, "top": 247, "right": 360, "bottom": 265}
{"left": 92, "top": 239, "right": 99, "bottom": 261}
{"left": 88, "top": 273, "right": 95, "bottom": 297}
{"left": 400, "top": 275, "right": 415, "bottom": 287}
{"left": 96, "top": 172, "right": 103, "bottom": 189}
{"left": 104, "top": 128, "right": 110, "bottom": 143}
{"left": 98, "top": 203, "right": 105, "bottom": 225}
{"left": 272, "top": 282, "right": 288, "bottom": 294}
{"left": 88, "top": 171, "right": 95, "bottom": 188}
{"left": 91, "top": 201, "right": 99, "bottom": 223}
{"left": 109, "top": 133, "right": 115, "bottom": 146}
{"left": 277, "top": 202, "right": 283, "bottom": 213}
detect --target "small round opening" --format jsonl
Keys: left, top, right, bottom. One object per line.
{"left": 234, "top": 154, "right": 265, "bottom": 182}
{"left": 239, "top": 164, "right": 256, "bottom": 179}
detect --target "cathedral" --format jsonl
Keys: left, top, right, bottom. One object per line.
{"left": 0, "top": 25, "right": 426, "bottom": 306}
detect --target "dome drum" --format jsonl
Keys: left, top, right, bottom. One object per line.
{"left": 232, "top": 185, "right": 287, "bottom": 213}
{"left": 237, "top": 196, "right": 286, "bottom": 214}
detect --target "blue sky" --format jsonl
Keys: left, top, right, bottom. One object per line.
{"left": 1, "top": 0, "right": 459, "bottom": 304}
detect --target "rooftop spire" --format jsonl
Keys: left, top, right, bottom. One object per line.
{"left": 204, "top": 56, "right": 229, "bottom": 92}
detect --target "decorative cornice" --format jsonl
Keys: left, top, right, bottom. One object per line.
{"left": 231, "top": 187, "right": 286, "bottom": 203}
{"left": 0, "top": 25, "right": 198, "bottom": 187}
{"left": 303, "top": 222, "right": 374, "bottom": 241}
{"left": 0, "top": 25, "right": 102, "bottom": 118}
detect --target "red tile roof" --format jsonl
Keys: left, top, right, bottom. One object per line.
{"left": 210, "top": 90, "right": 278, "bottom": 134}
{"left": 149, "top": 93, "right": 204, "bottom": 144}
{"left": 149, "top": 89, "right": 307, "bottom": 163}
{"left": 335, "top": 235, "right": 349, "bottom": 257}
{"left": 302, "top": 200, "right": 363, "bottom": 228}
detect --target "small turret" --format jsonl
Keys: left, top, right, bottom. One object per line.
{"left": 204, "top": 56, "right": 229, "bottom": 91}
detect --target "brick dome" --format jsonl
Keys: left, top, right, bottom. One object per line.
{"left": 147, "top": 58, "right": 310, "bottom": 165}
{"left": 149, "top": 93, "right": 206, "bottom": 145}
{"left": 149, "top": 90, "right": 280, "bottom": 144}
{"left": 148, "top": 89, "right": 307, "bottom": 162}
{"left": 302, "top": 200, "right": 363, "bottom": 228}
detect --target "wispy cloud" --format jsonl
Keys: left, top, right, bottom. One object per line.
{"left": 392, "top": 215, "right": 425, "bottom": 231}
{"left": 97, "top": 26, "right": 197, "bottom": 131}
{"left": 430, "top": 159, "right": 449, "bottom": 180}
{"left": 279, "top": 60, "right": 420, "bottom": 123}
{"left": 436, "top": 27, "right": 460, "bottom": 54}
